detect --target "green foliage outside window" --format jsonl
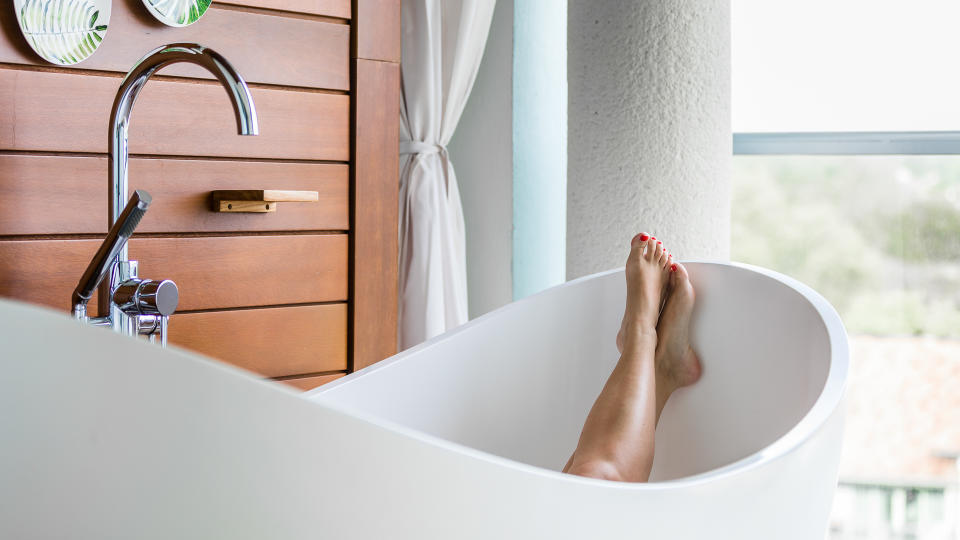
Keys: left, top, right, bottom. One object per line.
{"left": 733, "top": 156, "right": 960, "bottom": 338}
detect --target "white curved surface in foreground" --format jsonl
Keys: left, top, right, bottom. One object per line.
{"left": 0, "top": 262, "right": 846, "bottom": 539}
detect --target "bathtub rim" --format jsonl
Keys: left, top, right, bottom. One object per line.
{"left": 312, "top": 260, "right": 849, "bottom": 489}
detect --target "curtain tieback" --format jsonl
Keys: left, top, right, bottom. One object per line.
{"left": 400, "top": 141, "right": 448, "bottom": 157}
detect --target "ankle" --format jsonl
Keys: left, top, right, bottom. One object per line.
{"left": 656, "top": 370, "right": 677, "bottom": 395}
{"left": 655, "top": 372, "right": 677, "bottom": 413}
{"left": 622, "top": 315, "right": 657, "bottom": 337}
{"left": 620, "top": 321, "right": 657, "bottom": 349}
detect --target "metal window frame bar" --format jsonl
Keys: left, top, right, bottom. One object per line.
{"left": 733, "top": 131, "right": 960, "bottom": 155}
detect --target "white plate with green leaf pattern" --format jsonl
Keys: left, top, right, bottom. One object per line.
{"left": 142, "top": 0, "right": 211, "bottom": 27}
{"left": 15, "top": 0, "right": 110, "bottom": 66}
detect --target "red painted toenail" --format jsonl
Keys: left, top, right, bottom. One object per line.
{"left": 639, "top": 234, "right": 649, "bottom": 241}
{"left": 671, "top": 264, "right": 678, "bottom": 272}
{"left": 657, "top": 241, "right": 662, "bottom": 245}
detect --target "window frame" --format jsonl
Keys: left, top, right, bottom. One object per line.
{"left": 733, "top": 131, "right": 960, "bottom": 155}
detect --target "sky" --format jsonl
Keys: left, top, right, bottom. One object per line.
{"left": 732, "top": 0, "right": 960, "bottom": 133}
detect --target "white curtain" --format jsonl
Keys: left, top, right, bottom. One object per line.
{"left": 398, "top": 0, "right": 497, "bottom": 350}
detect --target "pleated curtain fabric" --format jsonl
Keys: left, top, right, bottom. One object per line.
{"left": 398, "top": 0, "right": 496, "bottom": 350}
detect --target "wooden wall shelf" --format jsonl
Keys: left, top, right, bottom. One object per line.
{"left": 211, "top": 189, "right": 319, "bottom": 213}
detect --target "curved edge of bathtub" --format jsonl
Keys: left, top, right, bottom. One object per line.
{"left": 311, "top": 260, "right": 850, "bottom": 490}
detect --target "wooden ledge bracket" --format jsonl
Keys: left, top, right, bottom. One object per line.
{"left": 211, "top": 190, "right": 319, "bottom": 213}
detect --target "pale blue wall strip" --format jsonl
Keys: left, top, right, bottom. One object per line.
{"left": 512, "top": 0, "right": 567, "bottom": 300}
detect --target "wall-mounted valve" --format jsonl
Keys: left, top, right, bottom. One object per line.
{"left": 70, "top": 190, "right": 179, "bottom": 347}
{"left": 111, "top": 262, "right": 179, "bottom": 347}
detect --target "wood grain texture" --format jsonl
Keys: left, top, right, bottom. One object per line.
{"left": 275, "top": 372, "right": 346, "bottom": 391}
{"left": 0, "top": 0, "right": 401, "bottom": 379}
{"left": 0, "top": 239, "right": 101, "bottom": 313}
{"left": 0, "top": 154, "right": 105, "bottom": 235}
{"left": 0, "top": 155, "right": 349, "bottom": 235}
{"left": 211, "top": 190, "right": 319, "bottom": 202}
{"left": 351, "top": 59, "right": 400, "bottom": 370}
{"left": 130, "top": 235, "right": 349, "bottom": 310}
{"left": 0, "top": 69, "right": 349, "bottom": 160}
{"left": 216, "top": 200, "right": 276, "bottom": 213}
{"left": 220, "top": 0, "right": 351, "bottom": 18}
{"left": 169, "top": 304, "right": 348, "bottom": 377}
{"left": 0, "top": 5, "right": 349, "bottom": 90}
{"left": 0, "top": 235, "right": 348, "bottom": 312}
{"left": 353, "top": 0, "right": 401, "bottom": 62}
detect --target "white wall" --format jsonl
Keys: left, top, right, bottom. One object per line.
{"left": 453, "top": 0, "right": 731, "bottom": 313}
{"left": 448, "top": 0, "right": 515, "bottom": 319}
{"left": 567, "top": 0, "right": 732, "bottom": 279}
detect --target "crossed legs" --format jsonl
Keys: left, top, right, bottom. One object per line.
{"left": 563, "top": 233, "right": 701, "bottom": 482}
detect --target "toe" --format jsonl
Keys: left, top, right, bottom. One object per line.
{"left": 631, "top": 232, "right": 650, "bottom": 250}
{"left": 643, "top": 238, "right": 656, "bottom": 260}
{"left": 652, "top": 239, "right": 663, "bottom": 260}
{"left": 628, "top": 233, "right": 649, "bottom": 263}
{"left": 671, "top": 263, "right": 693, "bottom": 297}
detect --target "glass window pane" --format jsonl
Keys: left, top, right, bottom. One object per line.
{"left": 732, "top": 156, "right": 960, "bottom": 539}
{"left": 732, "top": 0, "right": 960, "bottom": 132}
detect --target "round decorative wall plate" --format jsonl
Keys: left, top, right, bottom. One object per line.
{"left": 141, "top": 0, "right": 211, "bottom": 27}
{"left": 14, "top": 0, "right": 111, "bottom": 66}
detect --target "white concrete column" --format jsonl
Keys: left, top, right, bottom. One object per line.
{"left": 567, "top": 0, "right": 731, "bottom": 279}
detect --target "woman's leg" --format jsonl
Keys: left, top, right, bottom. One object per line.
{"left": 653, "top": 263, "right": 701, "bottom": 423}
{"left": 563, "top": 236, "right": 701, "bottom": 482}
{"left": 563, "top": 233, "right": 670, "bottom": 482}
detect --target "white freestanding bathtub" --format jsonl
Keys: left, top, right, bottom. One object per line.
{"left": 0, "top": 262, "right": 846, "bottom": 539}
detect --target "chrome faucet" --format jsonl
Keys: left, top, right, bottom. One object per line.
{"left": 71, "top": 43, "right": 259, "bottom": 346}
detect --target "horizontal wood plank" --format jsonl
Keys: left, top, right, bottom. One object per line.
{"left": 0, "top": 6, "right": 349, "bottom": 90}
{"left": 275, "top": 372, "right": 346, "bottom": 391}
{"left": 220, "top": 0, "right": 351, "bottom": 19}
{"left": 0, "top": 69, "right": 349, "bottom": 160}
{"left": 0, "top": 239, "right": 102, "bottom": 313}
{"left": 0, "top": 155, "right": 349, "bottom": 235}
{"left": 170, "top": 304, "right": 347, "bottom": 377}
{"left": 0, "top": 235, "right": 348, "bottom": 312}
{"left": 130, "top": 235, "right": 348, "bottom": 310}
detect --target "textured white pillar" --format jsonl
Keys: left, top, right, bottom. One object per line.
{"left": 567, "top": 0, "right": 731, "bottom": 279}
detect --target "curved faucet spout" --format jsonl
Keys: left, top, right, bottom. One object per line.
{"left": 109, "top": 42, "right": 259, "bottom": 226}
{"left": 96, "top": 43, "right": 258, "bottom": 335}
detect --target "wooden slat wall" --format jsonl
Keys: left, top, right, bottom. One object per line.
{"left": 351, "top": 0, "right": 401, "bottom": 371}
{"left": 222, "top": 0, "right": 352, "bottom": 19}
{"left": 276, "top": 372, "right": 346, "bottom": 391}
{"left": 0, "top": 235, "right": 348, "bottom": 311}
{"left": 352, "top": 60, "right": 399, "bottom": 371}
{"left": 169, "top": 304, "right": 348, "bottom": 377}
{"left": 0, "top": 0, "right": 399, "bottom": 390}
{"left": 0, "top": 5, "right": 350, "bottom": 89}
{"left": 354, "top": 0, "right": 401, "bottom": 63}
{"left": 0, "top": 70, "right": 350, "bottom": 160}
{"left": 0, "top": 156, "right": 348, "bottom": 234}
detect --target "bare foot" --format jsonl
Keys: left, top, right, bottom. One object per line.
{"left": 654, "top": 262, "right": 702, "bottom": 408}
{"left": 616, "top": 233, "right": 672, "bottom": 352}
